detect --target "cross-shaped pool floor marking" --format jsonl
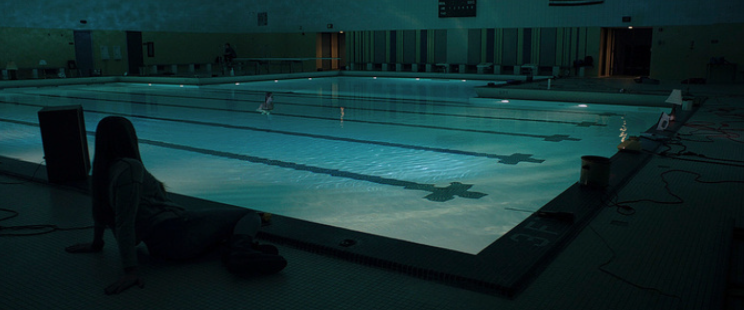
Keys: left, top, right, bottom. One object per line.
{"left": 496, "top": 153, "right": 544, "bottom": 165}
{"left": 137, "top": 139, "right": 491, "bottom": 203}
{"left": 576, "top": 121, "right": 600, "bottom": 127}
{"left": 405, "top": 182, "right": 487, "bottom": 202}
{"left": 544, "top": 134, "right": 581, "bottom": 142}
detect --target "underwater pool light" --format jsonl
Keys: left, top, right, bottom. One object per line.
{"left": 501, "top": 100, "right": 509, "bottom": 103}
{"left": 235, "top": 82, "right": 240, "bottom": 85}
{"left": 274, "top": 80, "right": 278, "bottom": 83}
{"left": 578, "top": 104, "right": 588, "bottom": 108}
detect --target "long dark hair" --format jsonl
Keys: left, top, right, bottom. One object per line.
{"left": 91, "top": 116, "right": 142, "bottom": 227}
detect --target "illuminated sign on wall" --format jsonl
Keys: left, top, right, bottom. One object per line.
{"left": 438, "top": 0, "right": 476, "bottom": 18}
{"left": 549, "top": 0, "right": 604, "bottom": 6}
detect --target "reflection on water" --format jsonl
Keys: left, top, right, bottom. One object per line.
{"left": 0, "top": 77, "right": 667, "bottom": 254}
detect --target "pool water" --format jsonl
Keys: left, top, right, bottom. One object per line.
{"left": 0, "top": 77, "right": 667, "bottom": 254}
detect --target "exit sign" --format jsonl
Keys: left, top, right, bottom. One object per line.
{"left": 439, "top": 0, "right": 476, "bottom": 18}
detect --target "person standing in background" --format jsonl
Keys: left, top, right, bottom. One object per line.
{"left": 223, "top": 43, "right": 238, "bottom": 75}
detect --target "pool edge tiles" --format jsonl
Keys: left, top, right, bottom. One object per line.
{"left": 251, "top": 104, "right": 698, "bottom": 298}
{"left": 0, "top": 103, "right": 699, "bottom": 299}
{"left": 248, "top": 148, "right": 658, "bottom": 298}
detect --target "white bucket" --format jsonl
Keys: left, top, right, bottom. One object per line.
{"left": 579, "top": 156, "right": 611, "bottom": 188}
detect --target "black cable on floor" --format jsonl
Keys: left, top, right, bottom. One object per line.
{"left": 0, "top": 207, "right": 93, "bottom": 237}
{"left": 600, "top": 191, "right": 636, "bottom": 216}
{"left": 0, "top": 160, "right": 45, "bottom": 185}
{"left": 589, "top": 225, "right": 682, "bottom": 307}
{"left": 1, "top": 161, "right": 94, "bottom": 237}
{"left": 590, "top": 126, "right": 743, "bottom": 306}
{"left": 676, "top": 151, "right": 744, "bottom": 164}
{"left": 662, "top": 155, "right": 744, "bottom": 168}
{"left": 649, "top": 135, "right": 744, "bottom": 168}
{"left": 680, "top": 117, "right": 744, "bottom": 144}
{"left": 616, "top": 169, "right": 744, "bottom": 207}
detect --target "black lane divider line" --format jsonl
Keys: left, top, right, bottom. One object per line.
{"left": 77, "top": 81, "right": 484, "bottom": 106}
{"left": 91, "top": 84, "right": 472, "bottom": 106}
{"left": 100, "top": 87, "right": 613, "bottom": 125}
{"left": 0, "top": 118, "right": 36, "bottom": 127}
{"left": 1, "top": 97, "right": 580, "bottom": 143}
{"left": 218, "top": 86, "right": 621, "bottom": 117}
{"left": 139, "top": 138, "right": 489, "bottom": 202}
{"left": 6, "top": 81, "right": 623, "bottom": 120}
{"left": 0, "top": 110, "right": 545, "bottom": 165}
{"left": 239, "top": 90, "right": 623, "bottom": 119}
{"left": 182, "top": 83, "right": 622, "bottom": 117}
{"left": 43, "top": 87, "right": 611, "bottom": 127}
{"left": 0, "top": 117, "right": 488, "bottom": 202}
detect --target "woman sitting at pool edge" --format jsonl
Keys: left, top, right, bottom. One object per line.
{"left": 65, "top": 116, "right": 287, "bottom": 295}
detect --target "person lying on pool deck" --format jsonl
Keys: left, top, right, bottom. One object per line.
{"left": 65, "top": 116, "right": 287, "bottom": 295}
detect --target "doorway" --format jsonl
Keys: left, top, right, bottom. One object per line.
{"left": 126, "top": 31, "right": 144, "bottom": 76}
{"left": 600, "top": 27, "right": 652, "bottom": 77}
{"left": 73, "top": 31, "right": 94, "bottom": 77}
{"left": 317, "top": 32, "right": 346, "bottom": 71}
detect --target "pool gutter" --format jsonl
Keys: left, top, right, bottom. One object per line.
{"left": 475, "top": 85, "right": 669, "bottom": 107}
{"left": 1, "top": 71, "right": 546, "bottom": 90}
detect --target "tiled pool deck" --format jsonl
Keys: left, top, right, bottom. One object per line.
{"left": 2, "top": 74, "right": 743, "bottom": 309}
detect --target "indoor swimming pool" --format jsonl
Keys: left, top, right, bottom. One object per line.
{"left": 0, "top": 77, "right": 669, "bottom": 254}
